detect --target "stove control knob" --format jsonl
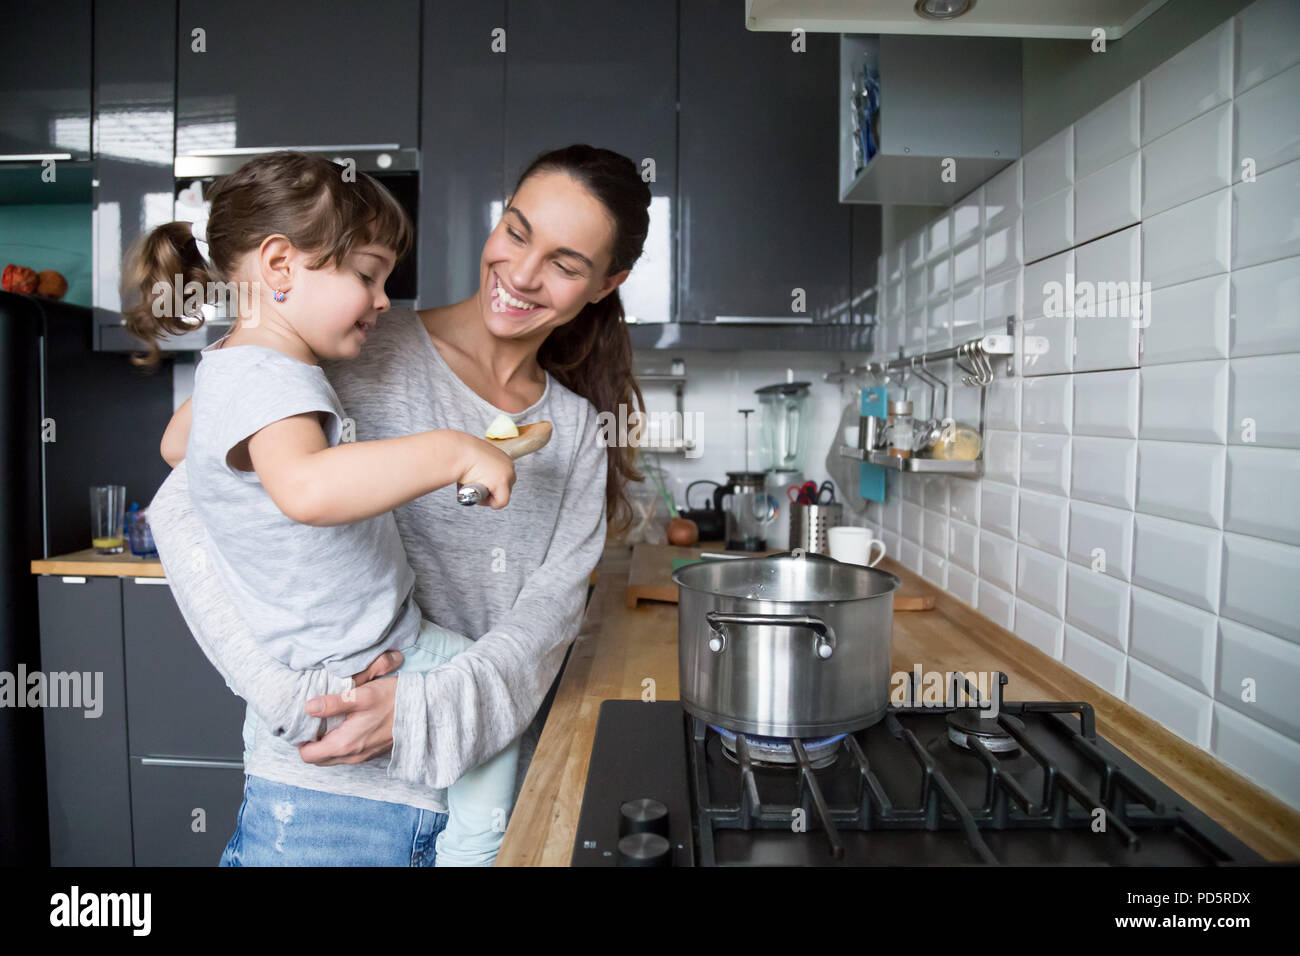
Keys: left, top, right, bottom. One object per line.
{"left": 619, "top": 798, "right": 670, "bottom": 838}
{"left": 617, "top": 832, "right": 671, "bottom": 867}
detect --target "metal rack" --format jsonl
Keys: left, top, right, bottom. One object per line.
{"left": 635, "top": 362, "right": 697, "bottom": 455}
{"left": 825, "top": 320, "right": 1048, "bottom": 480}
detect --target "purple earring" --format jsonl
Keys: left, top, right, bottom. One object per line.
{"left": 273, "top": 289, "right": 287, "bottom": 302}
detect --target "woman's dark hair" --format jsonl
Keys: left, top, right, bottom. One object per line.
{"left": 120, "top": 150, "right": 412, "bottom": 368}
{"left": 513, "top": 144, "right": 651, "bottom": 534}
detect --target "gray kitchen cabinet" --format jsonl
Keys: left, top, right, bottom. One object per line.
{"left": 92, "top": 0, "right": 181, "bottom": 345}
{"left": 503, "top": 0, "right": 677, "bottom": 324}
{"left": 37, "top": 575, "right": 133, "bottom": 866}
{"left": 418, "top": 0, "right": 506, "bottom": 308}
{"left": 129, "top": 758, "right": 244, "bottom": 866}
{"left": 122, "top": 577, "right": 246, "bottom": 761}
{"left": 677, "top": 0, "right": 849, "bottom": 325}
{"left": 0, "top": 1, "right": 91, "bottom": 159}
{"left": 176, "top": 0, "right": 420, "bottom": 152}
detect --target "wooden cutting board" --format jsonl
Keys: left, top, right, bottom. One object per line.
{"left": 624, "top": 542, "right": 934, "bottom": 610}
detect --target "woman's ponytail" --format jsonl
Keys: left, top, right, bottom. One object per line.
{"left": 120, "top": 220, "right": 217, "bottom": 370}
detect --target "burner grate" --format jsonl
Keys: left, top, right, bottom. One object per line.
{"left": 687, "top": 672, "right": 1235, "bottom": 866}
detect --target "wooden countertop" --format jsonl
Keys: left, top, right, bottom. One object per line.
{"left": 31, "top": 548, "right": 164, "bottom": 577}
{"left": 496, "top": 541, "right": 1300, "bottom": 865}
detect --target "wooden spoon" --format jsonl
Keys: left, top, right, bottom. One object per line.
{"left": 457, "top": 421, "right": 553, "bottom": 505}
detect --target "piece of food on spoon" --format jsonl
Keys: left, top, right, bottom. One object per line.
{"left": 484, "top": 413, "right": 520, "bottom": 440}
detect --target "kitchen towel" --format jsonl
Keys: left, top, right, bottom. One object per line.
{"left": 860, "top": 386, "right": 886, "bottom": 503}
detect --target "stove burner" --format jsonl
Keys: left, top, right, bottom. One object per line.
{"left": 945, "top": 709, "right": 1024, "bottom": 753}
{"left": 709, "top": 724, "right": 845, "bottom": 769}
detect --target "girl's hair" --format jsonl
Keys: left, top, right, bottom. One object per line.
{"left": 120, "top": 150, "right": 413, "bottom": 369}
{"left": 514, "top": 144, "right": 651, "bottom": 535}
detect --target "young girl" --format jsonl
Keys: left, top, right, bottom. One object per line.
{"left": 124, "top": 150, "right": 521, "bottom": 867}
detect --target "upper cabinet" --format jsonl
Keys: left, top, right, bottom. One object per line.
{"left": 839, "top": 34, "right": 1020, "bottom": 206}
{"left": 0, "top": 0, "right": 91, "bottom": 160}
{"left": 175, "top": 0, "right": 420, "bottom": 152}
{"left": 678, "top": 0, "right": 850, "bottom": 325}
{"left": 503, "top": 0, "right": 677, "bottom": 324}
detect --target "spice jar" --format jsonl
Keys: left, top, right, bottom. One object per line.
{"left": 886, "top": 400, "right": 914, "bottom": 459}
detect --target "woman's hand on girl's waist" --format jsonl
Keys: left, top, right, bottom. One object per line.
{"left": 297, "top": 649, "right": 401, "bottom": 765}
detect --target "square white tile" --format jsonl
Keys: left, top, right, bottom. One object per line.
{"left": 946, "top": 564, "right": 978, "bottom": 607}
{"left": 1212, "top": 702, "right": 1300, "bottom": 808}
{"left": 1024, "top": 127, "right": 1073, "bottom": 205}
{"left": 1131, "top": 513, "right": 1222, "bottom": 613}
{"left": 922, "top": 549, "right": 947, "bottom": 588}
{"left": 981, "top": 481, "right": 1019, "bottom": 538}
{"left": 1074, "top": 82, "right": 1140, "bottom": 179}
{"left": 1234, "top": 0, "right": 1300, "bottom": 95}
{"left": 982, "top": 223, "right": 1022, "bottom": 284}
{"left": 1024, "top": 250, "right": 1074, "bottom": 321}
{"left": 978, "top": 580, "right": 1015, "bottom": 629}
{"left": 953, "top": 189, "right": 982, "bottom": 245}
{"left": 1232, "top": 158, "right": 1300, "bottom": 270}
{"left": 928, "top": 257, "right": 951, "bottom": 301}
{"left": 1023, "top": 186, "right": 1074, "bottom": 263}
{"left": 948, "top": 518, "right": 979, "bottom": 573}
{"left": 1233, "top": 63, "right": 1300, "bottom": 176}
{"left": 1016, "top": 543, "right": 1067, "bottom": 617}
{"left": 900, "top": 538, "right": 923, "bottom": 574}
{"left": 927, "top": 298, "right": 952, "bottom": 350}
{"left": 1018, "top": 489, "right": 1069, "bottom": 557}
{"left": 951, "top": 240, "right": 981, "bottom": 292}
{"left": 1073, "top": 369, "right": 1139, "bottom": 438}
{"left": 984, "top": 271, "right": 1020, "bottom": 329}
{"left": 1130, "top": 584, "right": 1218, "bottom": 692}
{"left": 1074, "top": 152, "right": 1141, "bottom": 244}
{"left": 927, "top": 212, "right": 951, "bottom": 259}
{"left": 948, "top": 478, "right": 980, "bottom": 526}
{"left": 1126, "top": 657, "right": 1214, "bottom": 749}
{"left": 1141, "top": 20, "right": 1232, "bottom": 145}
{"left": 1230, "top": 256, "right": 1300, "bottom": 358}
{"left": 1070, "top": 436, "right": 1137, "bottom": 509}
{"left": 1068, "top": 499, "right": 1135, "bottom": 582}
{"left": 984, "top": 378, "right": 1021, "bottom": 431}
{"left": 901, "top": 500, "right": 924, "bottom": 543}
{"left": 1228, "top": 353, "right": 1300, "bottom": 448}
{"left": 1140, "top": 187, "right": 1231, "bottom": 290}
{"left": 1021, "top": 376, "right": 1073, "bottom": 434}
{"left": 1217, "top": 617, "right": 1300, "bottom": 739}
{"left": 1225, "top": 445, "right": 1300, "bottom": 546}
{"left": 982, "top": 429, "right": 1021, "bottom": 485}
{"left": 951, "top": 284, "right": 981, "bottom": 343}
{"left": 1139, "top": 360, "right": 1228, "bottom": 443}
{"left": 1136, "top": 440, "right": 1226, "bottom": 528}
{"left": 1066, "top": 563, "right": 1131, "bottom": 650}
{"left": 1063, "top": 624, "right": 1127, "bottom": 696}
{"left": 979, "top": 529, "right": 1018, "bottom": 592}
{"left": 923, "top": 512, "right": 948, "bottom": 556}
{"left": 1220, "top": 530, "right": 1300, "bottom": 643}
{"left": 983, "top": 162, "right": 1021, "bottom": 228}
{"left": 1020, "top": 433, "right": 1071, "bottom": 496}
{"left": 1141, "top": 103, "right": 1232, "bottom": 218}
{"left": 1013, "top": 598, "right": 1064, "bottom": 659}
{"left": 1143, "top": 273, "right": 1230, "bottom": 364}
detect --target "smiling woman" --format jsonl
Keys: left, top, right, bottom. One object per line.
{"left": 141, "top": 144, "right": 657, "bottom": 867}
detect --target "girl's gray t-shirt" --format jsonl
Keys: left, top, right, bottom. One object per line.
{"left": 147, "top": 308, "right": 609, "bottom": 813}
{"left": 186, "top": 339, "right": 422, "bottom": 676}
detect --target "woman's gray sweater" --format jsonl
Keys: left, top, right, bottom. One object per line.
{"left": 146, "top": 308, "right": 608, "bottom": 813}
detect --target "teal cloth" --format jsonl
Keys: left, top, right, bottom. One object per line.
{"left": 860, "top": 386, "right": 887, "bottom": 503}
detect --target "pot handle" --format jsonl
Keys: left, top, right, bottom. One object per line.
{"left": 704, "top": 610, "right": 837, "bottom": 660}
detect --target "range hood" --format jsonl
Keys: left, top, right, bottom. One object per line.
{"left": 744, "top": 0, "right": 1169, "bottom": 39}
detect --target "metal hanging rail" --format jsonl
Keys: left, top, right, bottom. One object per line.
{"left": 823, "top": 318, "right": 1048, "bottom": 386}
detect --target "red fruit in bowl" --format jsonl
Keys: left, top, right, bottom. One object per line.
{"left": 2, "top": 264, "right": 39, "bottom": 294}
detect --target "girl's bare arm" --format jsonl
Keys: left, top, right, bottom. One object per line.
{"left": 161, "top": 398, "right": 193, "bottom": 467}
{"left": 245, "top": 414, "right": 513, "bottom": 526}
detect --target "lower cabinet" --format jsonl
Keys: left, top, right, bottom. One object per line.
{"left": 129, "top": 758, "right": 245, "bottom": 866}
{"left": 38, "top": 573, "right": 248, "bottom": 865}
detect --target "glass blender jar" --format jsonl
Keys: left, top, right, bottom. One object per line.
{"left": 756, "top": 381, "right": 812, "bottom": 474}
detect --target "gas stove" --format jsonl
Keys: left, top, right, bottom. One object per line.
{"left": 571, "top": 674, "right": 1262, "bottom": 866}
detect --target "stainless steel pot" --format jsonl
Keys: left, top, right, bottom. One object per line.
{"left": 672, "top": 549, "right": 901, "bottom": 737}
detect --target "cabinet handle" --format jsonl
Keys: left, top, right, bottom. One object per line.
{"left": 133, "top": 577, "right": 169, "bottom": 585}
{"left": 60, "top": 576, "right": 87, "bottom": 584}
{"left": 139, "top": 757, "right": 243, "bottom": 770}
{"left": 0, "top": 152, "right": 73, "bottom": 162}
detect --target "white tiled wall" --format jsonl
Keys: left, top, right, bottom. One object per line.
{"left": 857, "top": 0, "right": 1300, "bottom": 810}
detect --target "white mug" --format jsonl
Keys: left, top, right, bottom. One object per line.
{"left": 827, "top": 526, "right": 886, "bottom": 568}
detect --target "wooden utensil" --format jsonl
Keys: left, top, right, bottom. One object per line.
{"left": 457, "top": 421, "right": 554, "bottom": 505}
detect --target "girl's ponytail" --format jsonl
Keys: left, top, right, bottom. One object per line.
{"left": 121, "top": 220, "right": 218, "bottom": 370}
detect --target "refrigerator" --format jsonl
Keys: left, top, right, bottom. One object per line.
{"left": 0, "top": 290, "right": 175, "bottom": 865}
